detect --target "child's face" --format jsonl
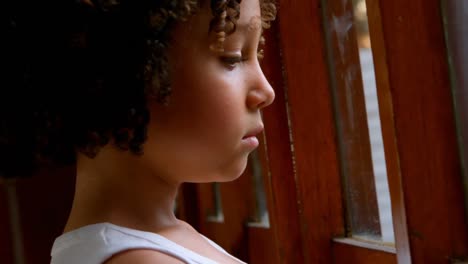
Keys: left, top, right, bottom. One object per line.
{"left": 143, "top": 0, "right": 275, "bottom": 183}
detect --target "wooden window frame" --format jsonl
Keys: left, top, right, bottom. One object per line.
{"left": 272, "top": 0, "right": 468, "bottom": 262}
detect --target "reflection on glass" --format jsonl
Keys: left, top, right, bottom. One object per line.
{"left": 352, "top": 0, "right": 394, "bottom": 243}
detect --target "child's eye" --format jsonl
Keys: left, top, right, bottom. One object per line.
{"left": 220, "top": 56, "right": 243, "bottom": 70}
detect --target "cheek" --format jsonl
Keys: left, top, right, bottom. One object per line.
{"left": 176, "top": 87, "right": 242, "bottom": 151}
{"left": 148, "top": 43, "right": 250, "bottom": 178}
{"left": 145, "top": 107, "right": 247, "bottom": 182}
{"left": 148, "top": 76, "right": 245, "bottom": 172}
{"left": 171, "top": 65, "right": 245, "bottom": 143}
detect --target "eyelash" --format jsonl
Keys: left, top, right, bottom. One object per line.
{"left": 220, "top": 53, "right": 263, "bottom": 70}
{"left": 220, "top": 56, "right": 245, "bottom": 70}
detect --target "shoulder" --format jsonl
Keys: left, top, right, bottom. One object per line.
{"left": 104, "top": 249, "right": 186, "bottom": 264}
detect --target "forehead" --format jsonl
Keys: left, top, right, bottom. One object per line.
{"left": 237, "top": 0, "right": 262, "bottom": 30}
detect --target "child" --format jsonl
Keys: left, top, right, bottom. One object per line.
{"left": 2, "top": 0, "right": 276, "bottom": 263}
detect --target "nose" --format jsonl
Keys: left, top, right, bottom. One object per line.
{"left": 246, "top": 66, "right": 275, "bottom": 110}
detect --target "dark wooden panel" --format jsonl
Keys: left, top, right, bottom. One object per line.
{"left": 246, "top": 225, "right": 277, "bottom": 263}
{"left": 260, "top": 18, "right": 305, "bottom": 264}
{"left": 276, "top": 0, "right": 345, "bottom": 263}
{"left": 378, "top": 0, "right": 468, "bottom": 262}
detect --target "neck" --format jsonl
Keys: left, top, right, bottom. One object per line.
{"left": 64, "top": 145, "right": 181, "bottom": 233}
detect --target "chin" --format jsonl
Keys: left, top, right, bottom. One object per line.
{"left": 190, "top": 156, "right": 249, "bottom": 183}
{"left": 191, "top": 172, "right": 243, "bottom": 183}
{"left": 218, "top": 158, "right": 249, "bottom": 182}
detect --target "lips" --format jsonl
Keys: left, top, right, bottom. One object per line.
{"left": 243, "top": 125, "right": 264, "bottom": 139}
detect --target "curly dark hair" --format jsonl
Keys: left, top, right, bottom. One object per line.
{"left": 1, "top": 0, "right": 276, "bottom": 178}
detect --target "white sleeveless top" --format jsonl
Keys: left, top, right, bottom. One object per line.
{"left": 50, "top": 222, "right": 246, "bottom": 264}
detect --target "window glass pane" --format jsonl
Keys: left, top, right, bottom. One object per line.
{"left": 353, "top": 0, "right": 394, "bottom": 243}
{"left": 322, "top": 0, "right": 395, "bottom": 244}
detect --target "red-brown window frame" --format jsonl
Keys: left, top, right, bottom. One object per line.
{"left": 272, "top": 0, "right": 468, "bottom": 263}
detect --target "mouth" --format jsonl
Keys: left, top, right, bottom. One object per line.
{"left": 242, "top": 125, "right": 264, "bottom": 139}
